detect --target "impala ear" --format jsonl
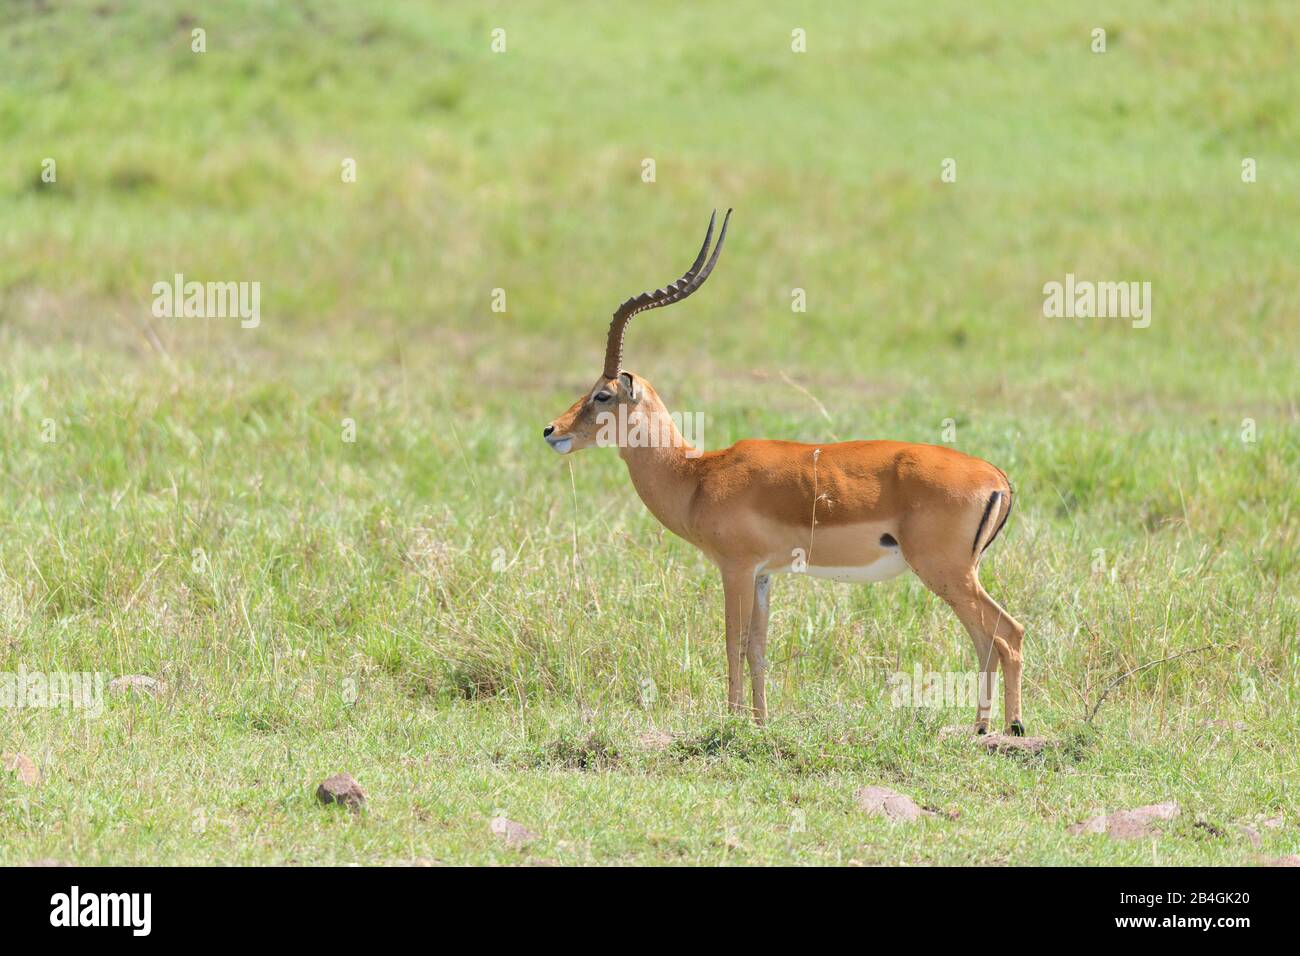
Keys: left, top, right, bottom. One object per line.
{"left": 618, "top": 371, "right": 642, "bottom": 402}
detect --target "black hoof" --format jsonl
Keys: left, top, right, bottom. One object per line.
{"left": 1009, "top": 720, "right": 1026, "bottom": 737}
{"left": 975, "top": 724, "right": 988, "bottom": 736}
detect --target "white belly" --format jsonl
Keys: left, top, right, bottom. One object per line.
{"left": 773, "top": 552, "right": 909, "bottom": 584}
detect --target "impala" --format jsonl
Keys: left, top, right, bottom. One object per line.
{"left": 543, "top": 211, "right": 1026, "bottom": 735}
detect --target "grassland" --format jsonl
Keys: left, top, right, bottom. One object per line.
{"left": 0, "top": 0, "right": 1296, "bottom": 865}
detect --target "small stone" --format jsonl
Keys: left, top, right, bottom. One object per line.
{"left": 108, "top": 674, "right": 165, "bottom": 697}
{"left": 489, "top": 815, "right": 537, "bottom": 848}
{"left": 2, "top": 752, "right": 40, "bottom": 786}
{"left": 854, "top": 786, "right": 935, "bottom": 823}
{"left": 1068, "top": 802, "right": 1179, "bottom": 840}
{"left": 978, "top": 733, "right": 1049, "bottom": 754}
{"left": 316, "top": 772, "right": 366, "bottom": 811}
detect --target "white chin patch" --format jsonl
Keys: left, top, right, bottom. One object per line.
{"left": 549, "top": 437, "right": 573, "bottom": 455}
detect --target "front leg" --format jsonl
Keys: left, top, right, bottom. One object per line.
{"left": 748, "top": 574, "right": 772, "bottom": 724}
{"left": 720, "top": 566, "right": 755, "bottom": 715}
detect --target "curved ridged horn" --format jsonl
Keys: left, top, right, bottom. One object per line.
{"left": 602, "top": 208, "right": 732, "bottom": 380}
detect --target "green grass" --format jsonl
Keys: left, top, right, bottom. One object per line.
{"left": 0, "top": 0, "right": 1296, "bottom": 865}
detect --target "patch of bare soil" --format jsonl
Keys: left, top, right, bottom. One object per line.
{"left": 855, "top": 786, "right": 936, "bottom": 823}
{"left": 638, "top": 729, "right": 678, "bottom": 750}
{"left": 1068, "top": 802, "right": 1179, "bottom": 839}
{"left": 978, "top": 733, "right": 1050, "bottom": 755}
{"left": 2, "top": 752, "right": 40, "bottom": 786}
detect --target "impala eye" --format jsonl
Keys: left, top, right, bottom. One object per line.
{"left": 594, "top": 391, "right": 612, "bottom": 403}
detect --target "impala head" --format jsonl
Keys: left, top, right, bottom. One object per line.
{"left": 543, "top": 209, "right": 732, "bottom": 455}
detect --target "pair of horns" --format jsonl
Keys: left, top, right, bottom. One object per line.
{"left": 602, "top": 209, "right": 732, "bottom": 381}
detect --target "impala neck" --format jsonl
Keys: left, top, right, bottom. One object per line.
{"left": 616, "top": 399, "right": 699, "bottom": 541}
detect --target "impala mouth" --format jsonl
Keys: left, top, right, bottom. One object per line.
{"left": 546, "top": 434, "right": 574, "bottom": 455}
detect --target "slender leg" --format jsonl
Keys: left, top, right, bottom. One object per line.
{"left": 900, "top": 551, "right": 1024, "bottom": 734}
{"left": 960, "top": 619, "right": 998, "bottom": 734}
{"left": 747, "top": 574, "right": 772, "bottom": 724}
{"left": 900, "top": 501, "right": 1026, "bottom": 735}
{"left": 934, "top": 582, "right": 1024, "bottom": 735}
{"left": 976, "top": 587, "right": 1025, "bottom": 733}
{"left": 720, "top": 566, "right": 755, "bottom": 715}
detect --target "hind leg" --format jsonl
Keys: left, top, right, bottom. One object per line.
{"left": 901, "top": 541, "right": 1025, "bottom": 735}
{"left": 976, "top": 587, "right": 1025, "bottom": 733}
{"left": 933, "top": 580, "right": 1025, "bottom": 734}
{"left": 961, "top": 618, "right": 998, "bottom": 734}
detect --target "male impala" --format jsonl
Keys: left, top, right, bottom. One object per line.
{"left": 544, "top": 211, "right": 1026, "bottom": 735}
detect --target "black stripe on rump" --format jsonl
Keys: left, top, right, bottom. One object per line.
{"left": 971, "top": 491, "right": 1002, "bottom": 555}
{"left": 981, "top": 490, "right": 1013, "bottom": 555}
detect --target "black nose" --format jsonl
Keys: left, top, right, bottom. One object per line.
{"left": 543, "top": 425, "right": 555, "bottom": 438}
